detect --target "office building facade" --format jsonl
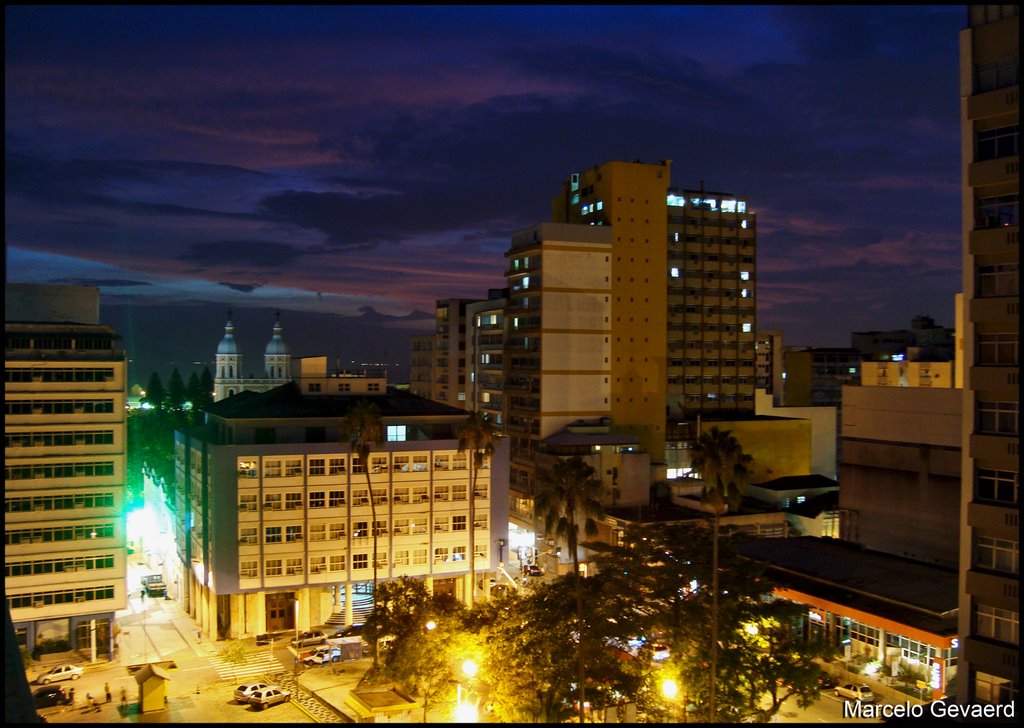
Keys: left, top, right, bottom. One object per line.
{"left": 5, "top": 284, "right": 128, "bottom": 659}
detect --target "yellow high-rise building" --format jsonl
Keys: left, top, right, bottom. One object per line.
{"left": 552, "top": 159, "right": 758, "bottom": 461}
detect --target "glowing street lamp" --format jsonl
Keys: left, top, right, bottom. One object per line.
{"left": 661, "top": 678, "right": 678, "bottom": 700}
{"left": 456, "top": 658, "right": 479, "bottom": 722}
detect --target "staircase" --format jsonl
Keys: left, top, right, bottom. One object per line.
{"left": 323, "top": 590, "right": 374, "bottom": 627}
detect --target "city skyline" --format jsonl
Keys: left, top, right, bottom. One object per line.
{"left": 6, "top": 5, "right": 964, "bottom": 367}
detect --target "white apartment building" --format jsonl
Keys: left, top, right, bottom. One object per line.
{"left": 5, "top": 284, "right": 128, "bottom": 660}
{"left": 173, "top": 382, "right": 509, "bottom": 639}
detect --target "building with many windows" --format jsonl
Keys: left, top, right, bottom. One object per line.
{"left": 957, "top": 4, "right": 1019, "bottom": 709}
{"left": 5, "top": 284, "right": 128, "bottom": 659}
{"left": 173, "top": 382, "right": 509, "bottom": 638}
{"left": 551, "top": 160, "right": 758, "bottom": 463}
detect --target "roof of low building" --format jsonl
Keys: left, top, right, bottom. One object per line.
{"left": 737, "top": 537, "right": 958, "bottom": 635}
{"left": 751, "top": 474, "right": 839, "bottom": 491}
{"left": 203, "top": 381, "right": 468, "bottom": 421}
{"left": 544, "top": 431, "right": 640, "bottom": 447}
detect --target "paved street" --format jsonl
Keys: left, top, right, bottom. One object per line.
{"left": 25, "top": 557, "right": 372, "bottom": 724}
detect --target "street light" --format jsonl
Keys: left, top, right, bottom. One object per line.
{"left": 661, "top": 678, "right": 685, "bottom": 724}
{"left": 456, "top": 658, "right": 479, "bottom": 722}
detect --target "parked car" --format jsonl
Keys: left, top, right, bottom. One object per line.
{"left": 290, "top": 630, "right": 326, "bottom": 648}
{"left": 835, "top": 683, "right": 875, "bottom": 702}
{"left": 327, "top": 624, "right": 364, "bottom": 644}
{"left": 233, "top": 682, "right": 272, "bottom": 703}
{"left": 650, "top": 642, "right": 671, "bottom": 662}
{"left": 817, "top": 672, "right": 836, "bottom": 689}
{"left": 248, "top": 686, "right": 291, "bottom": 710}
{"left": 33, "top": 686, "right": 71, "bottom": 708}
{"left": 524, "top": 564, "right": 544, "bottom": 577}
{"left": 302, "top": 645, "right": 341, "bottom": 665}
{"left": 35, "top": 664, "right": 84, "bottom": 684}
{"left": 141, "top": 573, "right": 166, "bottom": 597}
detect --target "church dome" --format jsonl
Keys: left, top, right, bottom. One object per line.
{"left": 217, "top": 320, "right": 239, "bottom": 355}
{"left": 264, "top": 317, "right": 290, "bottom": 356}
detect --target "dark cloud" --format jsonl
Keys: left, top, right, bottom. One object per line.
{"left": 181, "top": 240, "right": 308, "bottom": 268}
{"left": 47, "top": 278, "right": 152, "bottom": 287}
{"left": 4, "top": 6, "right": 967, "bottom": 356}
{"left": 217, "top": 282, "right": 263, "bottom": 293}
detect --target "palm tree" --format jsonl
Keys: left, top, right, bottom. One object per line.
{"left": 689, "top": 426, "right": 752, "bottom": 723}
{"left": 456, "top": 411, "right": 497, "bottom": 609}
{"left": 339, "top": 399, "right": 384, "bottom": 666}
{"left": 534, "top": 456, "right": 604, "bottom": 724}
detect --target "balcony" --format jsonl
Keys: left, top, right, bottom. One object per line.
{"left": 967, "top": 84, "right": 1019, "bottom": 120}
{"left": 969, "top": 365, "right": 1018, "bottom": 393}
{"left": 969, "top": 156, "right": 1019, "bottom": 187}
{"left": 970, "top": 226, "right": 1019, "bottom": 256}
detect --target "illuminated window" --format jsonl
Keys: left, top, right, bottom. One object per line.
{"left": 265, "top": 559, "right": 282, "bottom": 576}
{"left": 742, "top": 323, "right": 752, "bottom": 333}
{"left": 740, "top": 271, "right": 750, "bottom": 281}
{"left": 741, "top": 220, "right": 748, "bottom": 229}
{"left": 670, "top": 267, "right": 680, "bottom": 278}
{"left": 387, "top": 425, "right": 407, "bottom": 442}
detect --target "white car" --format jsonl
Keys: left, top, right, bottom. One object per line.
{"left": 36, "top": 664, "right": 84, "bottom": 684}
{"left": 835, "top": 683, "right": 875, "bottom": 702}
{"left": 302, "top": 645, "right": 341, "bottom": 665}
{"left": 248, "top": 686, "right": 291, "bottom": 710}
{"left": 233, "top": 681, "right": 271, "bottom": 703}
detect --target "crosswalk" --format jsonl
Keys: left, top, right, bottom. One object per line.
{"left": 208, "top": 648, "right": 286, "bottom": 682}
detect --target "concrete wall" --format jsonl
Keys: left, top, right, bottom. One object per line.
{"left": 840, "top": 386, "right": 962, "bottom": 568}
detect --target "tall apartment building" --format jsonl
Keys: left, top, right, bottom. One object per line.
{"left": 5, "top": 284, "right": 128, "bottom": 660}
{"left": 408, "top": 334, "right": 434, "bottom": 400}
{"left": 957, "top": 4, "right": 1019, "bottom": 709}
{"left": 174, "top": 382, "right": 509, "bottom": 638}
{"left": 465, "top": 290, "right": 507, "bottom": 424}
{"left": 756, "top": 329, "right": 785, "bottom": 399}
{"left": 503, "top": 222, "right": 615, "bottom": 501}
{"left": 551, "top": 160, "right": 758, "bottom": 460}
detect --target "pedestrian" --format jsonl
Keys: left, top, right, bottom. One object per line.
{"left": 120, "top": 686, "right": 127, "bottom": 708}
{"left": 105, "top": 682, "right": 111, "bottom": 703}
{"left": 68, "top": 687, "right": 75, "bottom": 705}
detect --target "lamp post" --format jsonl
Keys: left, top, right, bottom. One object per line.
{"left": 497, "top": 538, "right": 505, "bottom": 565}
{"left": 455, "top": 659, "right": 479, "bottom": 723}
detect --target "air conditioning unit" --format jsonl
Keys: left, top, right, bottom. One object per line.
{"left": 33, "top": 601, "right": 44, "bottom": 608}
{"left": 75, "top": 596, "right": 86, "bottom": 603}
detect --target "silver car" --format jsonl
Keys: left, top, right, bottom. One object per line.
{"left": 248, "top": 686, "right": 291, "bottom": 710}
{"left": 835, "top": 683, "right": 875, "bottom": 702}
{"left": 233, "top": 681, "right": 271, "bottom": 703}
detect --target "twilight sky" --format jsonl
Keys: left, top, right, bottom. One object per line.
{"left": 5, "top": 5, "right": 966, "bottom": 370}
